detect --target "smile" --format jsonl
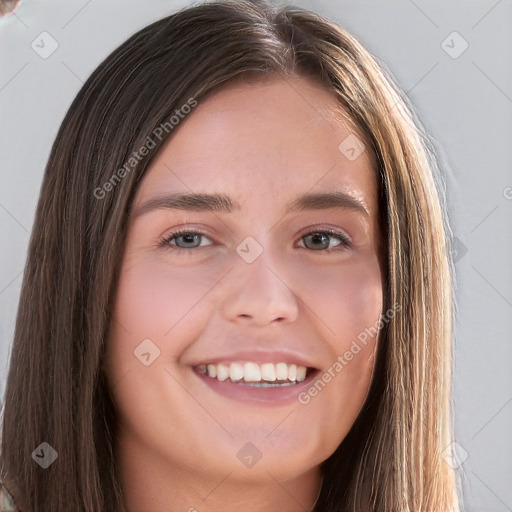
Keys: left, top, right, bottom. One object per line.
{"left": 196, "top": 361, "right": 309, "bottom": 386}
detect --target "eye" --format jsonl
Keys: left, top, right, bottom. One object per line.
{"left": 159, "top": 229, "right": 213, "bottom": 253}
{"left": 299, "top": 229, "right": 351, "bottom": 253}
{"left": 158, "top": 227, "right": 351, "bottom": 254}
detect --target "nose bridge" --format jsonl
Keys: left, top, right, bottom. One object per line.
{"left": 221, "top": 238, "right": 299, "bottom": 325}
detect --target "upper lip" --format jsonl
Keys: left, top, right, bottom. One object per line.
{"left": 190, "top": 349, "right": 320, "bottom": 370}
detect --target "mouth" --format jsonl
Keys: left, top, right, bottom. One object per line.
{"left": 192, "top": 361, "right": 320, "bottom": 404}
{"left": 195, "top": 361, "right": 314, "bottom": 385}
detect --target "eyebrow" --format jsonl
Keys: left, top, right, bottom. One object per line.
{"left": 131, "top": 190, "right": 369, "bottom": 219}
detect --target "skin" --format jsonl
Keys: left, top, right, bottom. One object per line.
{"left": 102, "top": 75, "right": 384, "bottom": 512}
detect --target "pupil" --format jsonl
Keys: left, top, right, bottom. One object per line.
{"left": 308, "top": 233, "right": 328, "bottom": 250}
{"left": 180, "top": 234, "right": 198, "bottom": 247}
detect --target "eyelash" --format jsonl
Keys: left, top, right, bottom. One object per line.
{"left": 157, "top": 228, "right": 351, "bottom": 255}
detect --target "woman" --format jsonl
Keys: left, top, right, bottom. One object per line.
{"left": 0, "top": 1, "right": 461, "bottom": 510}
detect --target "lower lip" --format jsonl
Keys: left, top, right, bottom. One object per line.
{"left": 193, "top": 368, "right": 319, "bottom": 405}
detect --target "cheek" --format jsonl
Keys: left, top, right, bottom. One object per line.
{"left": 112, "top": 255, "right": 222, "bottom": 341}
{"left": 293, "top": 256, "right": 383, "bottom": 445}
{"left": 103, "top": 253, "right": 222, "bottom": 386}
{"left": 297, "top": 254, "right": 383, "bottom": 343}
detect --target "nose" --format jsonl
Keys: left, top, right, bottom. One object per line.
{"left": 221, "top": 249, "right": 300, "bottom": 326}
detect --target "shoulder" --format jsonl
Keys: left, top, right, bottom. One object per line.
{"left": 0, "top": 481, "right": 21, "bottom": 512}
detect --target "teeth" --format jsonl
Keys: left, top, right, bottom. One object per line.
{"left": 216, "top": 363, "right": 229, "bottom": 381}
{"left": 296, "top": 365, "right": 307, "bottom": 381}
{"left": 275, "top": 362, "right": 288, "bottom": 380}
{"left": 288, "top": 364, "right": 297, "bottom": 381}
{"left": 207, "top": 364, "right": 216, "bottom": 378}
{"left": 260, "top": 363, "right": 276, "bottom": 381}
{"left": 229, "top": 362, "right": 244, "bottom": 382}
{"left": 197, "top": 361, "right": 310, "bottom": 384}
{"left": 243, "top": 362, "right": 261, "bottom": 382}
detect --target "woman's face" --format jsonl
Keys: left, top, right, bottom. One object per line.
{"left": 103, "top": 76, "right": 383, "bottom": 492}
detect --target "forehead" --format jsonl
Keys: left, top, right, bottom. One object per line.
{"left": 133, "top": 76, "right": 377, "bottom": 216}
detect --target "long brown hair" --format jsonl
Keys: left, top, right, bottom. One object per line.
{"left": 0, "top": 1, "right": 461, "bottom": 510}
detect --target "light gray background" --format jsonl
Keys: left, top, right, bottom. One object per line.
{"left": 0, "top": 1, "right": 511, "bottom": 510}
